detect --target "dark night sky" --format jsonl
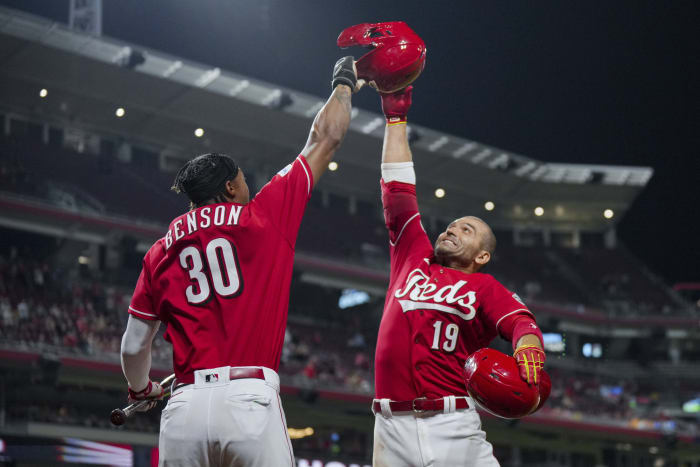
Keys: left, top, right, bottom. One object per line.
{"left": 2, "top": 0, "right": 698, "bottom": 285}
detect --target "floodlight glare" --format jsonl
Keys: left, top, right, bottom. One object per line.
{"left": 484, "top": 201, "right": 495, "bottom": 211}
{"left": 39, "top": 88, "right": 48, "bottom": 98}
{"left": 534, "top": 206, "right": 544, "bottom": 216}
{"left": 604, "top": 209, "right": 614, "bottom": 219}
{"left": 115, "top": 107, "right": 125, "bottom": 118}
{"left": 435, "top": 188, "right": 446, "bottom": 198}
{"left": 328, "top": 161, "right": 338, "bottom": 171}
{"left": 194, "top": 128, "right": 205, "bottom": 138}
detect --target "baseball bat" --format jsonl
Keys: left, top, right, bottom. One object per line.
{"left": 110, "top": 373, "right": 176, "bottom": 426}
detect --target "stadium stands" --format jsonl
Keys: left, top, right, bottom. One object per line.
{"left": 1, "top": 231, "right": 699, "bottom": 440}
{"left": 2, "top": 124, "right": 699, "bottom": 466}
{"left": 1, "top": 131, "right": 692, "bottom": 317}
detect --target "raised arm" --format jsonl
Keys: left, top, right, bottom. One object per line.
{"left": 301, "top": 56, "right": 362, "bottom": 185}
{"left": 381, "top": 86, "right": 414, "bottom": 164}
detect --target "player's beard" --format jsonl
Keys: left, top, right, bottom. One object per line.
{"left": 434, "top": 239, "right": 478, "bottom": 270}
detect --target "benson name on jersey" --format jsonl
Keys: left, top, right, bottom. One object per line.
{"left": 164, "top": 204, "right": 244, "bottom": 250}
{"left": 394, "top": 267, "right": 478, "bottom": 321}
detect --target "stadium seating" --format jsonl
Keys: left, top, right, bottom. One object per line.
{"left": 0, "top": 133, "right": 688, "bottom": 318}
{"left": 2, "top": 130, "right": 699, "bottom": 449}
{"left": 1, "top": 239, "right": 698, "bottom": 439}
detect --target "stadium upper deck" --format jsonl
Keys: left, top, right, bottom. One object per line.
{"left": 0, "top": 5, "right": 653, "bottom": 233}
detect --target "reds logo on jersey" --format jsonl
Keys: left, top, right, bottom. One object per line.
{"left": 394, "top": 267, "right": 478, "bottom": 321}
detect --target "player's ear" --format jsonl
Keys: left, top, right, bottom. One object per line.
{"left": 224, "top": 179, "right": 237, "bottom": 198}
{"left": 474, "top": 250, "right": 491, "bottom": 266}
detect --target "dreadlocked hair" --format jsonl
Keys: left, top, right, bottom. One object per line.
{"left": 171, "top": 153, "right": 240, "bottom": 210}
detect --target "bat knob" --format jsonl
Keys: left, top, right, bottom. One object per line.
{"left": 110, "top": 408, "right": 127, "bottom": 426}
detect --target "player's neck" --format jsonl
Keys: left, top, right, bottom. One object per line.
{"left": 435, "top": 257, "right": 478, "bottom": 274}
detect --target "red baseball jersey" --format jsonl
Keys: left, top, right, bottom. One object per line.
{"left": 375, "top": 180, "right": 535, "bottom": 400}
{"left": 128, "top": 156, "right": 313, "bottom": 383}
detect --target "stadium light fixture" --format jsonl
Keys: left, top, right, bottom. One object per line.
{"left": 604, "top": 209, "right": 614, "bottom": 219}
{"left": 115, "top": 107, "right": 125, "bottom": 118}
{"left": 435, "top": 188, "right": 446, "bottom": 199}
{"left": 484, "top": 201, "right": 495, "bottom": 211}
{"left": 194, "top": 128, "right": 205, "bottom": 138}
{"left": 534, "top": 206, "right": 544, "bottom": 216}
{"left": 39, "top": 88, "right": 48, "bottom": 98}
{"left": 328, "top": 161, "right": 338, "bottom": 171}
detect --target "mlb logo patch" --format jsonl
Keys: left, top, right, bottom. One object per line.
{"left": 205, "top": 373, "right": 219, "bottom": 383}
{"left": 512, "top": 293, "right": 525, "bottom": 305}
{"left": 277, "top": 164, "right": 292, "bottom": 177}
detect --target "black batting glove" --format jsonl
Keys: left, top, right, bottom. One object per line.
{"left": 331, "top": 56, "right": 357, "bottom": 90}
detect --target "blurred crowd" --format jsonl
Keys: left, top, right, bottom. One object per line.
{"left": 1, "top": 243, "right": 699, "bottom": 439}
{"left": 0, "top": 245, "right": 172, "bottom": 364}
{"left": 280, "top": 324, "right": 374, "bottom": 395}
{"left": 539, "top": 368, "right": 699, "bottom": 436}
{"left": 2, "top": 134, "right": 695, "bottom": 318}
{"left": 2, "top": 134, "right": 699, "bottom": 441}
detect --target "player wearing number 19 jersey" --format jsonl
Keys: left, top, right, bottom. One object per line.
{"left": 119, "top": 56, "right": 365, "bottom": 467}
{"left": 371, "top": 86, "right": 547, "bottom": 467}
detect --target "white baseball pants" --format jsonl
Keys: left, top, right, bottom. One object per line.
{"left": 158, "top": 366, "right": 294, "bottom": 467}
{"left": 372, "top": 396, "right": 499, "bottom": 467}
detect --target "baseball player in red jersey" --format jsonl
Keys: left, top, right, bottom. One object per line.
{"left": 119, "top": 57, "right": 365, "bottom": 466}
{"left": 371, "top": 86, "right": 547, "bottom": 467}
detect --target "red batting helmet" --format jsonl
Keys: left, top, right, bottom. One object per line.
{"left": 464, "top": 348, "right": 550, "bottom": 419}
{"left": 337, "top": 21, "right": 427, "bottom": 93}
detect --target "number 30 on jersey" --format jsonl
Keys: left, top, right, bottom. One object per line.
{"left": 179, "top": 238, "right": 243, "bottom": 304}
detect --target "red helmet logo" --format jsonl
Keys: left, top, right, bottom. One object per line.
{"left": 337, "top": 21, "right": 427, "bottom": 93}
{"left": 464, "top": 348, "right": 550, "bottom": 419}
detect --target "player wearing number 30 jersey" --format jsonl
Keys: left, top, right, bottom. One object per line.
{"left": 371, "top": 86, "right": 546, "bottom": 467}
{"left": 119, "top": 56, "right": 366, "bottom": 467}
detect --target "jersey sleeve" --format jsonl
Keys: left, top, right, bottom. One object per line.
{"left": 249, "top": 155, "right": 314, "bottom": 245}
{"left": 128, "top": 246, "right": 160, "bottom": 321}
{"left": 480, "top": 278, "right": 535, "bottom": 340}
{"left": 381, "top": 179, "right": 433, "bottom": 267}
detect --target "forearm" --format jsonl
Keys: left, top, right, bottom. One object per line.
{"left": 121, "top": 346, "right": 152, "bottom": 391}
{"left": 120, "top": 316, "right": 159, "bottom": 390}
{"left": 302, "top": 84, "right": 352, "bottom": 184}
{"left": 382, "top": 123, "right": 412, "bottom": 164}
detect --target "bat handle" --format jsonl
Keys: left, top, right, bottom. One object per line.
{"left": 110, "top": 395, "right": 169, "bottom": 426}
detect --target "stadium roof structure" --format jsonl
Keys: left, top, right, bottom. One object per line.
{"left": 0, "top": 6, "right": 653, "bottom": 231}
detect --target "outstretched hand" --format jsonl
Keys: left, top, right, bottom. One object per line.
{"left": 381, "top": 86, "right": 413, "bottom": 123}
{"left": 332, "top": 56, "right": 366, "bottom": 93}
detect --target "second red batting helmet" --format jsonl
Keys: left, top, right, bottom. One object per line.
{"left": 337, "top": 21, "right": 427, "bottom": 93}
{"left": 464, "top": 348, "right": 549, "bottom": 419}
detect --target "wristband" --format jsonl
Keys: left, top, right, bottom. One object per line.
{"left": 128, "top": 380, "right": 152, "bottom": 400}
{"left": 386, "top": 115, "right": 407, "bottom": 125}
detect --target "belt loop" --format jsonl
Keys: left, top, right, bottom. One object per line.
{"left": 379, "top": 398, "right": 393, "bottom": 419}
{"left": 444, "top": 395, "right": 456, "bottom": 414}
{"left": 260, "top": 367, "right": 280, "bottom": 393}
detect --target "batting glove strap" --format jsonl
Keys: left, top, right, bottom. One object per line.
{"left": 332, "top": 56, "right": 357, "bottom": 90}
{"left": 128, "top": 380, "right": 153, "bottom": 400}
{"left": 513, "top": 345, "right": 546, "bottom": 385}
{"left": 381, "top": 86, "right": 413, "bottom": 124}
